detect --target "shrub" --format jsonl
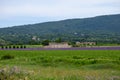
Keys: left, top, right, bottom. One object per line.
{"left": 1, "top": 54, "right": 15, "bottom": 60}
{"left": 9, "top": 45, "right": 12, "bottom": 49}
{"left": 13, "top": 46, "right": 16, "bottom": 49}
{"left": 23, "top": 45, "right": 26, "bottom": 48}
{"left": 42, "top": 40, "right": 49, "bottom": 46}
{"left": 90, "top": 59, "right": 98, "bottom": 64}
{"left": 20, "top": 45, "right": 23, "bottom": 48}
{"left": 1, "top": 46, "right": 4, "bottom": 49}
{"left": 16, "top": 46, "right": 19, "bottom": 49}
{"left": 5, "top": 46, "right": 8, "bottom": 49}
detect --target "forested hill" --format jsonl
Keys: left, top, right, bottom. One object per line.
{"left": 0, "top": 14, "right": 120, "bottom": 44}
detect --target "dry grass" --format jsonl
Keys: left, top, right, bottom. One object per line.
{"left": 18, "top": 65, "right": 120, "bottom": 80}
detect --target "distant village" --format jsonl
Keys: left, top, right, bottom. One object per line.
{"left": 32, "top": 36, "right": 96, "bottom": 48}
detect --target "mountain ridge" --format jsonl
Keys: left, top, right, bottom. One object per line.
{"left": 0, "top": 14, "right": 120, "bottom": 44}
{"left": 1, "top": 14, "right": 120, "bottom": 29}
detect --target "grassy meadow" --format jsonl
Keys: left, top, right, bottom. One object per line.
{"left": 0, "top": 50, "right": 120, "bottom": 80}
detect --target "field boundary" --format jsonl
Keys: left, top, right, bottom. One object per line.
{"left": 0, "top": 46, "right": 120, "bottom": 50}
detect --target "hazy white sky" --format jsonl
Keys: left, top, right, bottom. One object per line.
{"left": 0, "top": 0, "right": 120, "bottom": 27}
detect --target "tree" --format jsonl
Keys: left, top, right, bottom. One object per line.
{"left": 55, "top": 38, "right": 62, "bottom": 43}
{"left": 4, "top": 46, "right": 8, "bottom": 49}
{"left": 9, "top": 45, "right": 12, "bottom": 49}
{"left": 23, "top": 45, "right": 26, "bottom": 48}
{"left": 1, "top": 46, "right": 4, "bottom": 49}
{"left": 16, "top": 46, "right": 19, "bottom": 49}
{"left": 20, "top": 45, "right": 23, "bottom": 49}
{"left": 13, "top": 45, "right": 16, "bottom": 49}
{"left": 42, "top": 40, "right": 49, "bottom": 46}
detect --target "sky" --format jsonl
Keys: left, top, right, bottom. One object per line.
{"left": 0, "top": 0, "right": 120, "bottom": 28}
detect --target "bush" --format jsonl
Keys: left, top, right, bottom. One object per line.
{"left": 23, "top": 45, "right": 26, "bottom": 48}
{"left": 5, "top": 46, "right": 8, "bottom": 49}
{"left": 13, "top": 46, "right": 16, "bottom": 49}
{"left": 1, "top": 54, "right": 15, "bottom": 60}
{"left": 16, "top": 46, "right": 19, "bottom": 49}
{"left": 9, "top": 45, "right": 12, "bottom": 49}
{"left": 91, "top": 59, "right": 98, "bottom": 64}
{"left": 20, "top": 45, "right": 23, "bottom": 48}
{"left": 42, "top": 40, "right": 49, "bottom": 46}
{"left": 1, "top": 46, "right": 4, "bottom": 49}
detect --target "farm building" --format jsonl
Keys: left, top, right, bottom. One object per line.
{"left": 76, "top": 42, "right": 96, "bottom": 46}
{"left": 44, "top": 42, "right": 72, "bottom": 48}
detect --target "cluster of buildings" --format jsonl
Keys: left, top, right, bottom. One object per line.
{"left": 44, "top": 42, "right": 96, "bottom": 48}
{"left": 76, "top": 42, "right": 96, "bottom": 46}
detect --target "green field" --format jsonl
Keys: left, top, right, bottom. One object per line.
{"left": 0, "top": 50, "right": 120, "bottom": 80}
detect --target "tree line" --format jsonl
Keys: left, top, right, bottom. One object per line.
{"left": 0, "top": 45, "right": 26, "bottom": 49}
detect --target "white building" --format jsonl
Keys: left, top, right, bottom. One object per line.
{"left": 44, "top": 42, "right": 71, "bottom": 48}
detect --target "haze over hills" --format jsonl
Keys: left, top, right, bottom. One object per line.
{"left": 0, "top": 14, "right": 120, "bottom": 44}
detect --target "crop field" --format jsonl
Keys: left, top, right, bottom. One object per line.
{"left": 0, "top": 50, "right": 120, "bottom": 80}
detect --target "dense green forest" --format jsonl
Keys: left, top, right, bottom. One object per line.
{"left": 0, "top": 14, "right": 120, "bottom": 45}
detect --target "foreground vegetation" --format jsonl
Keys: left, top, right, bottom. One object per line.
{"left": 0, "top": 50, "right": 120, "bottom": 80}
